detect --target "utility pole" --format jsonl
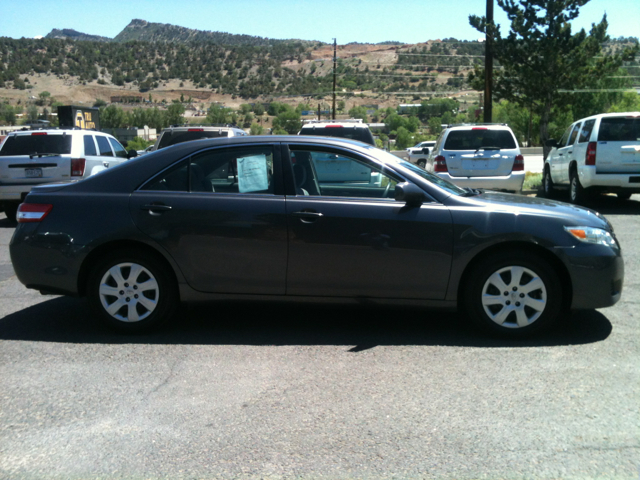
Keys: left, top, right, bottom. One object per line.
{"left": 332, "top": 38, "right": 337, "bottom": 120}
{"left": 483, "top": 0, "right": 493, "bottom": 123}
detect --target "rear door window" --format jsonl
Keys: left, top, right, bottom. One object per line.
{"left": 443, "top": 129, "right": 517, "bottom": 150}
{"left": 578, "top": 119, "right": 596, "bottom": 143}
{"left": 598, "top": 117, "right": 640, "bottom": 141}
{"left": 83, "top": 135, "right": 97, "bottom": 156}
{"left": 96, "top": 136, "right": 114, "bottom": 157}
{"left": 0, "top": 134, "right": 72, "bottom": 156}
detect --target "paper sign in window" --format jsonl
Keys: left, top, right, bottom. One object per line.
{"left": 237, "top": 154, "right": 269, "bottom": 193}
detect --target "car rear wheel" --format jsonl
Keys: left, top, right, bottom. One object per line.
{"left": 464, "top": 251, "right": 563, "bottom": 337}
{"left": 3, "top": 201, "right": 18, "bottom": 223}
{"left": 542, "top": 166, "right": 556, "bottom": 198}
{"left": 88, "top": 249, "right": 178, "bottom": 332}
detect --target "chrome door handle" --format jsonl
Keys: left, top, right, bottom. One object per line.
{"left": 291, "top": 210, "right": 323, "bottom": 223}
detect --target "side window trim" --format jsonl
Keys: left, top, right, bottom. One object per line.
{"left": 138, "top": 143, "right": 283, "bottom": 195}
{"left": 286, "top": 144, "right": 404, "bottom": 201}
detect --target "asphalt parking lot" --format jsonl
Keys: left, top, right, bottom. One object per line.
{"left": 0, "top": 194, "right": 639, "bottom": 479}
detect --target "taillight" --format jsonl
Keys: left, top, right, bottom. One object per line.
{"left": 325, "top": 125, "right": 343, "bottom": 128}
{"left": 586, "top": 142, "right": 597, "bottom": 165}
{"left": 188, "top": 128, "right": 204, "bottom": 132}
{"left": 31, "top": 132, "right": 47, "bottom": 136}
{"left": 434, "top": 155, "right": 448, "bottom": 172}
{"left": 513, "top": 154, "right": 524, "bottom": 171}
{"left": 17, "top": 203, "right": 53, "bottom": 223}
{"left": 71, "top": 158, "right": 86, "bottom": 176}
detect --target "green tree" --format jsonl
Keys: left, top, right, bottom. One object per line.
{"left": 100, "top": 105, "right": 127, "bottom": 128}
{"left": 166, "top": 102, "right": 186, "bottom": 125}
{"left": 0, "top": 102, "right": 16, "bottom": 125}
{"left": 93, "top": 99, "right": 107, "bottom": 108}
{"left": 272, "top": 108, "right": 301, "bottom": 134}
{"left": 394, "top": 126, "right": 413, "bottom": 149}
{"left": 207, "top": 104, "right": 234, "bottom": 124}
{"left": 253, "top": 103, "right": 265, "bottom": 116}
{"left": 249, "top": 123, "right": 264, "bottom": 135}
{"left": 26, "top": 105, "right": 39, "bottom": 123}
{"left": 428, "top": 117, "right": 443, "bottom": 135}
{"left": 36, "top": 91, "right": 51, "bottom": 106}
{"left": 469, "top": 0, "right": 638, "bottom": 156}
{"left": 348, "top": 105, "right": 369, "bottom": 122}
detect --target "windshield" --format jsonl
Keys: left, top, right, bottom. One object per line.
{"left": 0, "top": 134, "right": 72, "bottom": 156}
{"left": 444, "top": 129, "right": 517, "bottom": 150}
{"left": 366, "top": 147, "right": 468, "bottom": 196}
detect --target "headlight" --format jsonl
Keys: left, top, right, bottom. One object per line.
{"left": 564, "top": 226, "right": 618, "bottom": 248}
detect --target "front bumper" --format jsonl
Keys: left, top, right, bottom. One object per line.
{"left": 555, "top": 244, "right": 624, "bottom": 310}
{"left": 436, "top": 171, "right": 525, "bottom": 192}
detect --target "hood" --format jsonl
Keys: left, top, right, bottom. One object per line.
{"left": 457, "top": 192, "right": 612, "bottom": 230}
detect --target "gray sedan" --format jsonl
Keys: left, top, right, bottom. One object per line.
{"left": 9, "top": 136, "right": 623, "bottom": 337}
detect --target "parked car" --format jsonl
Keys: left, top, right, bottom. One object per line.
{"left": 153, "top": 124, "right": 248, "bottom": 151}
{"left": 425, "top": 124, "right": 525, "bottom": 193}
{"left": 543, "top": 112, "right": 640, "bottom": 204}
{"left": 406, "top": 141, "right": 436, "bottom": 168}
{"left": 10, "top": 136, "right": 623, "bottom": 338}
{"left": 137, "top": 145, "right": 155, "bottom": 156}
{"left": 298, "top": 119, "right": 375, "bottom": 146}
{"left": 0, "top": 129, "right": 136, "bottom": 222}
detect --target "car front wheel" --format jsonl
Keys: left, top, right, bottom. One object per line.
{"left": 417, "top": 159, "right": 426, "bottom": 168}
{"left": 570, "top": 170, "right": 589, "bottom": 204}
{"left": 88, "top": 249, "right": 179, "bottom": 332}
{"left": 464, "top": 251, "right": 563, "bottom": 337}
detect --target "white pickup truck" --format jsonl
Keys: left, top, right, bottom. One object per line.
{"left": 405, "top": 141, "right": 436, "bottom": 168}
{"left": 0, "top": 129, "right": 135, "bottom": 222}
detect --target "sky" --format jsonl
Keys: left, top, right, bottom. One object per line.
{"left": 1, "top": 0, "right": 638, "bottom": 44}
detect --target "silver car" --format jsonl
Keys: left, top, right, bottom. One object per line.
{"left": 426, "top": 124, "right": 525, "bottom": 193}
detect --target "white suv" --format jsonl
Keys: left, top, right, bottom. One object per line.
{"left": 153, "top": 124, "right": 247, "bottom": 151}
{"left": 426, "top": 124, "right": 524, "bottom": 193}
{"left": 543, "top": 112, "right": 640, "bottom": 203}
{"left": 298, "top": 119, "right": 375, "bottom": 146}
{"left": 0, "top": 129, "right": 134, "bottom": 222}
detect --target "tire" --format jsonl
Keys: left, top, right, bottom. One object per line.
{"left": 3, "top": 202, "right": 19, "bottom": 223}
{"left": 542, "top": 166, "right": 556, "bottom": 198}
{"left": 569, "top": 169, "right": 589, "bottom": 204}
{"left": 463, "top": 251, "right": 563, "bottom": 338}
{"left": 417, "top": 159, "right": 426, "bottom": 168}
{"left": 88, "top": 249, "right": 179, "bottom": 333}
{"left": 617, "top": 192, "right": 632, "bottom": 200}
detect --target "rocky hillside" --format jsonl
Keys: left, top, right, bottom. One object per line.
{"left": 45, "top": 28, "right": 110, "bottom": 43}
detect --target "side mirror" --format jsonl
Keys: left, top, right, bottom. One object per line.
{"left": 395, "top": 182, "right": 427, "bottom": 206}
{"left": 127, "top": 149, "right": 138, "bottom": 159}
{"left": 422, "top": 147, "right": 430, "bottom": 154}
{"left": 545, "top": 139, "right": 559, "bottom": 148}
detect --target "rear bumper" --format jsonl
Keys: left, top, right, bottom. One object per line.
{"left": 579, "top": 166, "right": 640, "bottom": 192}
{"left": 436, "top": 171, "right": 525, "bottom": 192}
{"left": 0, "top": 184, "right": 33, "bottom": 201}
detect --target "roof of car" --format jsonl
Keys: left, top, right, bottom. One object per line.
{"left": 8, "top": 129, "right": 111, "bottom": 136}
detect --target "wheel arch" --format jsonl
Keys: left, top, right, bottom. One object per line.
{"left": 457, "top": 241, "right": 573, "bottom": 312}
{"left": 77, "top": 239, "right": 181, "bottom": 298}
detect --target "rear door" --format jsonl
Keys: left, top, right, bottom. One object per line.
{"left": 442, "top": 128, "right": 518, "bottom": 177}
{"left": 129, "top": 143, "right": 288, "bottom": 294}
{"left": 594, "top": 115, "right": 640, "bottom": 174}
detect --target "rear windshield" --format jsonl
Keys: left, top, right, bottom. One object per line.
{"left": 444, "top": 129, "right": 517, "bottom": 150}
{"left": 598, "top": 117, "right": 640, "bottom": 142}
{"left": 0, "top": 134, "right": 72, "bottom": 156}
{"left": 299, "top": 126, "right": 375, "bottom": 146}
{"left": 157, "top": 130, "right": 229, "bottom": 149}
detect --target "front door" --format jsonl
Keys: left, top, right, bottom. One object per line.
{"left": 285, "top": 145, "right": 453, "bottom": 299}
